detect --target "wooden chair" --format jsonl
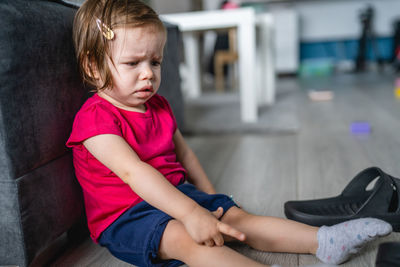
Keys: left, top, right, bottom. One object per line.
{"left": 214, "top": 27, "right": 238, "bottom": 92}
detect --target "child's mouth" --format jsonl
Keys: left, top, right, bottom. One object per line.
{"left": 134, "top": 86, "right": 153, "bottom": 97}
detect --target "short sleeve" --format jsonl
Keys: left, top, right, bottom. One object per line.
{"left": 66, "top": 101, "right": 122, "bottom": 148}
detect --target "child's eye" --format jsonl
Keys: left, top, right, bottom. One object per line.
{"left": 127, "top": 62, "right": 139, "bottom": 66}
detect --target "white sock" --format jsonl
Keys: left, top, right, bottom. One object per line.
{"left": 316, "top": 218, "right": 392, "bottom": 264}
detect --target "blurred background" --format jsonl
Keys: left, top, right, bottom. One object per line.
{"left": 152, "top": 0, "right": 399, "bottom": 75}
{"left": 153, "top": 0, "right": 400, "bottom": 93}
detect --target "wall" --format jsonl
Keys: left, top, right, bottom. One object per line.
{"left": 260, "top": 0, "right": 400, "bottom": 65}
{"left": 265, "top": 0, "right": 400, "bottom": 42}
{"left": 67, "top": 0, "right": 400, "bottom": 40}
{"left": 151, "top": 0, "right": 192, "bottom": 14}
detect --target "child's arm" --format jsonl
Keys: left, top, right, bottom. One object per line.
{"left": 83, "top": 134, "right": 245, "bottom": 246}
{"left": 173, "top": 129, "right": 216, "bottom": 194}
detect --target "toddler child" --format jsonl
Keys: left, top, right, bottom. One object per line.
{"left": 67, "top": 0, "right": 392, "bottom": 266}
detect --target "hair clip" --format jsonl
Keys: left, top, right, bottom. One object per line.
{"left": 96, "top": 18, "right": 115, "bottom": 40}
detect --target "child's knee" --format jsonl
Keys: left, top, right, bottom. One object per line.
{"left": 158, "top": 220, "right": 198, "bottom": 261}
{"left": 221, "top": 206, "right": 250, "bottom": 225}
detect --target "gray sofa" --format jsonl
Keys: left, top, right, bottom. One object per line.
{"left": 0, "top": 0, "right": 183, "bottom": 266}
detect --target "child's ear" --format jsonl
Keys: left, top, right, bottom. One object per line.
{"left": 83, "top": 52, "right": 100, "bottom": 80}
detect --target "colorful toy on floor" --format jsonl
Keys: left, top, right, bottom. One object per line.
{"left": 308, "top": 90, "right": 334, "bottom": 102}
{"left": 394, "top": 78, "right": 400, "bottom": 99}
{"left": 350, "top": 121, "right": 371, "bottom": 134}
{"left": 395, "top": 88, "right": 400, "bottom": 99}
{"left": 300, "top": 58, "right": 334, "bottom": 78}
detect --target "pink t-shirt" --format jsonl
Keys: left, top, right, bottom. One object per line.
{"left": 66, "top": 93, "right": 187, "bottom": 241}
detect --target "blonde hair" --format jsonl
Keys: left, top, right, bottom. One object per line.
{"left": 73, "top": 0, "right": 165, "bottom": 91}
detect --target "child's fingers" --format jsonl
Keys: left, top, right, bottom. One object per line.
{"left": 211, "top": 207, "right": 224, "bottom": 219}
{"left": 213, "top": 232, "right": 225, "bottom": 246}
{"left": 217, "top": 222, "right": 246, "bottom": 242}
{"left": 204, "top": 239, "right": 215, "bottom": 247}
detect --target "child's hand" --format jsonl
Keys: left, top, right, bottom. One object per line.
{"left": 211, "top": 206, "right": 224, "bottom": 219}
{"left": 181, "top": 206, "right": 245, "bottom": 247}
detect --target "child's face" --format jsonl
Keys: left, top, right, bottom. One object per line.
{"left": 100, "top": 25, "right": 166, "bottom": 112}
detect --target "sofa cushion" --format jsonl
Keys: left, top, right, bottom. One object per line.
{"left": 0, "top": 1, "right": 86, "bottom": 265}
{"left": 159, "top": 22, "right": 184, "bottom": 128}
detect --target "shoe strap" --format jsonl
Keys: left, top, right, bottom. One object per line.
{"left": 341, "top": 167, "right": 396, "bottom": 214}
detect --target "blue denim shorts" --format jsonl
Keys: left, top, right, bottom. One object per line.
{"left": 98, "top": 183, "right": 237, "bottom": 267}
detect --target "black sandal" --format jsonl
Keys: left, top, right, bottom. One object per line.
{"left": 376, "top": 242, "right": 400, "bottom": 267}
{"left": 284, "top": 167, "right": 400, "bottom": 231}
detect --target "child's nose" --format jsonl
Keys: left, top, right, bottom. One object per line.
{"left": 139, "top": 64, "right": 154, "bottom": 80}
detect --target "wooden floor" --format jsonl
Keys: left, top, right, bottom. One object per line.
{"left": 51, "top": 72, "right": 400, "bottom": 266}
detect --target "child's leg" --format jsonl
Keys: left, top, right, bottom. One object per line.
{"left": 158, "top": 219, "right": 269, "bottom": 267}
{"left": 221, "top": 207, "right": 392, "bottom": 264}
{"left": 221, "top": 207, "right": 319, "bottom": 254}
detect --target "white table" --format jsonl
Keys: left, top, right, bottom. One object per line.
{"left": 162, "top": 8, "right": 275, "bottom": 123}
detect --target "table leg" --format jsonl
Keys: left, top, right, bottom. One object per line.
{"left": 257, "top": 14, "right": 276, "bottom": 105}
{"left": 238, "top": 16, "right": 257, "bottom": 122}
